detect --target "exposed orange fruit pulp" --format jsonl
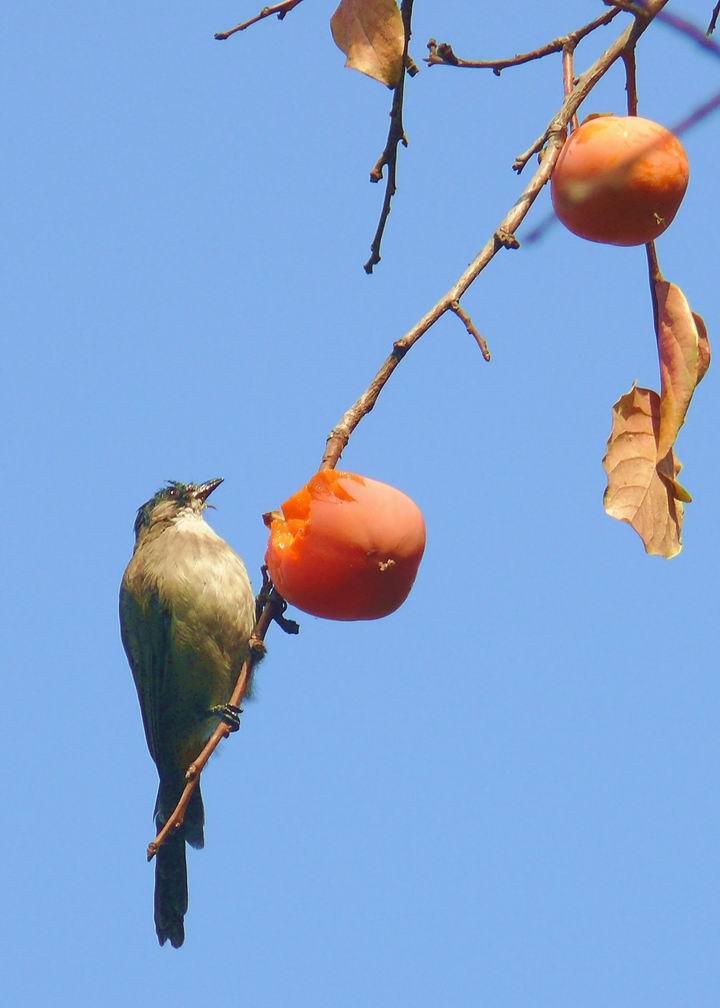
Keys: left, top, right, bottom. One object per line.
{"left": 265, "top": 469, "right": 426, "bottom": 620}
{"left": 551, "top": 114, "right": 689, "bottom": 246}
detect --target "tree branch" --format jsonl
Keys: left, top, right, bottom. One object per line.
{"left": 215, "top": 0, "right": 304, "bottom": 41}
{"left": 145, "top": 0, "right": 710, "bottom": 870}
{"left": 321, "top": 0, "right": 670, "bottom": 471}
{"left": 321, "top": 139, "right": 560, "bottom": 470}
{"left": 710, "top": 3, "right": 720, "bottom": 35}
{"left": 364, "top": 0, "right": 416, "bottom": 275}
{"left": 146, "top": 0, "right": 676, "bottom": 866}
{"left": 426, "top": 7, "right": 623, "bottom": 73}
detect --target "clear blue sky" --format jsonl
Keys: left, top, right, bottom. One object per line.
{"left": 4, "top": 3, "right": 719, "bottom": 1005}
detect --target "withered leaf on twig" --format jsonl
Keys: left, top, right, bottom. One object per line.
{"left": 330, "top": 0, "right": 404, "bottom": 87}
{"left": 603, "top": 281, "right": 709, "bottom": 558}
{"left": 603, "top": 386, "right": 686, "bottom": 558}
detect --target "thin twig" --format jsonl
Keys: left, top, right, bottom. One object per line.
{"left": 562, "top": 45, "right": 579, "bottom": 132}
{"left": 364, "top": 0, "right": 415, "bottom": 275}
{"left": 623, "top": 44, "right": 639, "bottom": 115}
{"left": 710, "top": 3, "right": 720, "bottom": 35}
{"left": 450, "top": 301, "right": 491, "bottom": 361}
{"left": 425, "top": 7, "right": 623, "bottom": 73}
{"left": 146, "top": 585, "right": 298, "bottom": 860}
{"left": 622, "top": 47, "right": 663, "bottom": 339}
{"left": 215, "top": 0, "right": 304, "bottom": 40}
{"left": 320, "top": 0, "right": 670, "bottom": 471}
{"left": 645, "top": 243, "right": 664, "bottom": 345}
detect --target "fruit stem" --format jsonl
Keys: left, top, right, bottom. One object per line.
{"left": 645, "top": 243, "right": 664, "bottom": 346}
{"left": 622, "top": 46, "right": 639, "bottom": 116}
{"left": 562, "top": 45, "right": 579, "bottom": 132}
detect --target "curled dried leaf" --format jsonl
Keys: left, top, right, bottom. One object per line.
{"left": 330, "top": 0, "right": 404, "bottom": 87}
{"left": 603, "top": 386, "right": 685, "bottom": 558}
{"left": 692, "top": 311, "right": 711, "bottom": 386}
{"left": 655, "top": 281, "right": 706, "bottom": 458}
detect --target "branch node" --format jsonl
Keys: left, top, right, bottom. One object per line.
{"left": 392, "top": 340, "right": 410, "bottom": 359}
{"left": 406, "top": 55, "right": 420, "bottom": 76}
{"left": 426, "top": 39, "right": 459, "bottom": 65}
{"left": 495, "top": 228, "right": 520, "bottom": 250}
{"left": 249, "top": 636, "right": 267, "bottom": 657}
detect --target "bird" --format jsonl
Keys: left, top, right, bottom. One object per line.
{"left": 119, "top": 478, "right": 256, "bottom": 948}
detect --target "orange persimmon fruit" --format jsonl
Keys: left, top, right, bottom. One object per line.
{"left": 551, "top": 114, "right": 689, "bottom": 246}
{"left": 264, "top": 469, "right": 426, "bottom": 621}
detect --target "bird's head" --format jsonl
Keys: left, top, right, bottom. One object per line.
{"left": 133, "top": 478, "right": 223, "bottom": 542}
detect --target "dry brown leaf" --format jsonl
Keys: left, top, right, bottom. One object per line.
{"left": 330, "top": 0, "right": 404, "bottom": 87}
{"left": 604, "top": 286, "right": 709, "bottom": 558}
{"left": 603, "top": 386, "right": 685, "bottom": 558}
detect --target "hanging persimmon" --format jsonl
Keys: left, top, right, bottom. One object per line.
{"left": 551, "top": 114, "right": 689, "bottom": 246}
{"left": 265, "top": 469, "right": 426, "bottom": 620}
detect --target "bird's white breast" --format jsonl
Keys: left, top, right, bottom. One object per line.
{"left": 139, "top": 510, "right": 255, "bottom": 659}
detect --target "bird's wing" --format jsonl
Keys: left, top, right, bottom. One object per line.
{"left": 119, "top": 582, "right": 171, "bottom": 769}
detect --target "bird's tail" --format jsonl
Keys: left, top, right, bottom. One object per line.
{"left": 153, "top": 779, "right": 205, "bottom": 948}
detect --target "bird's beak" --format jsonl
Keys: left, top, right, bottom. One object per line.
{"left": 194, "top": 478, "right": 224, "bottom": 503}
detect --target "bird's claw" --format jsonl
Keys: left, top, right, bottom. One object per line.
{"left": 211, "top": 703, "right": 243, "bottom": 732}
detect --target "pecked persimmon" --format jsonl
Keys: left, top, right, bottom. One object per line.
{"left": 264, "top": 469, "right": 426, "bottom": 620}
{"left": 551, "top": 114, "right": 689, "bottom": 246}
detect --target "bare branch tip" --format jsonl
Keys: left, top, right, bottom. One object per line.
{"left": 710, "top": 2, "right": 720, "bottom": 35}
{"left": 450, "top": 300, "right": 492, "bottom": 360}
{"left": 363, "top": 257, "right": 378, "bottom": 275}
